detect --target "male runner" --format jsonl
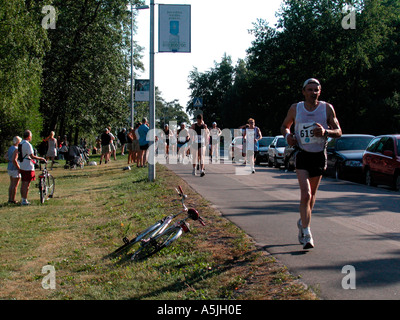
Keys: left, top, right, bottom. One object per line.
{"left": 190, "top": 114, "right": 209, "bottom": 177}
{"left": 280, "top": 78, "right": 342, "bottom": 249}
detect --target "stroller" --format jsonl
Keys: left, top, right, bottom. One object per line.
{"left": 64, "top": 145, "right": 88, "bottom": 169}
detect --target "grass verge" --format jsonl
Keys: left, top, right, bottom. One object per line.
{"left": 0, "top": 155, "right": 317, "bottom": 300}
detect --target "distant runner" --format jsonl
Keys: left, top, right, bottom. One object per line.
{"left": 190, "top": 114, "right": 209, "bottom": 177}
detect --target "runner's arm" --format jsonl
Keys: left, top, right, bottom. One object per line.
{"left": 280, "top": 104, "right": 297, "bottom": 146}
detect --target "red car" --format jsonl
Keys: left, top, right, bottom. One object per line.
{"left": 362, "top": 134, "right": 400, "bottom": 190}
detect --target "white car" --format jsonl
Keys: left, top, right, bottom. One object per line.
{"left": 268, "top": 135, "right": 287, "bottom": 168}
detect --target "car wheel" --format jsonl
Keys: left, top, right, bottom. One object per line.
{"left": 394, "top": 173, "right": 400, "bottom": 191}
{"left": 335, "top": 164, "right": 342, "bottom": 180}
{"left": 365, "top": 169, "right": 376, "bottom": 187}
{"left": 274, "top": 156, "right": 279, "bottom": 168}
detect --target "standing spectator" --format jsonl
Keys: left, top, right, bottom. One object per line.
{"left": 59, "top": 135, "right": 69, "bottom": 160}
{"left": 117, "top": 128, "right": 127, "bottom": 156}
{"left": 100, "top": 128, "right": 111, "bottom": 164}
{"left": 45, "top": 131, "right": 57, "bottom": 170}
{"left": 126, "top": 127, "right": 134, "bottom": 164}
{"left": 108, "top": 126, "right": 117, "bottom": 161}
{"left": 95, "top": 136, "right": 102, "bottom": 155}
{"left": 19, "top": 130, "right": 46, "bottom": 205}
{"left": 7, "top": 136, "right": 22, "bottom": 204}
{"left": 133, "top": 122, "right": 141, "bottom": 166}
{"left": 138, "top": 118, "right": 149, "bottom": 167}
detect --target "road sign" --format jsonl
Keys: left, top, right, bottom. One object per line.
{"left": 193, "top": 97, "right": 203, "bottom": 108}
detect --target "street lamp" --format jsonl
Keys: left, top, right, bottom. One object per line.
{"left": 130, "top": 3, "right": 149, "bottom": 128}
{"left": 149, "top": 0, "right": 156, "bottom": 182}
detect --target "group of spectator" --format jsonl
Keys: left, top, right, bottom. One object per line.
{"left": 6, "top": 130, "right": 47, "bottom": 205}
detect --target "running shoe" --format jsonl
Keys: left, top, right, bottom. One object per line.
{"left": 200, "top": 170, "right": 205, "bottom": 177}
{"left": 303, "top": 234, "right": 314, "bottom": 249}
{"left": 297, "top": 219, "right": 304, "bottom": 244}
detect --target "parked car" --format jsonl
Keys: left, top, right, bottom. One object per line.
{"left": 362, "top": 134, "right": 400, "bottom": 190}
{"left": 326, "top": 134, "right": 375, "bottom": 180}
{"left": 255, "top": 136, "right": 274, "bottom": 165}
{"left": 268, "top": 135, "right": 287, "bottom": 168}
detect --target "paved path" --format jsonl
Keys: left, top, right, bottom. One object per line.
{"left": 166, "top": 160, "right": 400, "bottom": 300}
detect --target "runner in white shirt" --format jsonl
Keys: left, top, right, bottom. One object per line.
{"left": 280, "top": 78, "right": 342, "bottom": 249}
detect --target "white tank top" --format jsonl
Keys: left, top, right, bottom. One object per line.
{"left": 294, "top": 101, "right": 328, "bottom": 152}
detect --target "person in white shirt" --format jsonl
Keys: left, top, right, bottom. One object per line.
{"left": 280, "top": 78, "right": 342, "bottom": 249}
{"left": 19, "top": 130, "right": 46, "bottom": 205}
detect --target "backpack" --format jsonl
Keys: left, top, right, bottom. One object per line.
{"left": 18, "top": 142, "right": 28, "bottom": 162}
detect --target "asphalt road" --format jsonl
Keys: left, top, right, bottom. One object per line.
{"left": 166, "top": 158, "right": 400, "bottom": 300}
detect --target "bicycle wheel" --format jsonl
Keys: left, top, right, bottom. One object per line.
{"left": 39, "top": 178, "right": 46, "bottom": 204}
{"left": 112, "top": 220, "right": 164, "bottom": 255}
{"left": 46, "top": 174, "right": 55, "bottom": 198}
{"left": 131, "top": 226, "right": 183, "bottom": 261}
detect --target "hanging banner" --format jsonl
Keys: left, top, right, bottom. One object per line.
{"left": 135, "top": 79, "right": 150, "bottom": 102}
{"left": 158, "top": 4, "right": 191, "bottom": 53}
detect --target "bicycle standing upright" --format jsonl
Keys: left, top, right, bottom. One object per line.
{"left": 38, "top": 161, "right": 55, "bottom": 204}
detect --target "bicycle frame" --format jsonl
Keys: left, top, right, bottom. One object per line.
{"left": 130, "top": 186, "right": 205, "bottom": 261}
{"left": 113, "top": 186, "right": 189, "bottom": 255}
{"left": 141, "top": 186, "right": 189, "bottom": 240}
{"left": 38, "top": 162, "right": 55, "bottom": 203}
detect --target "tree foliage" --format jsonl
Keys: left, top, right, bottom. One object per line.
{"left": 40, "top": 0, "right": 146, "bottom": 144}
{"left": 0, "top": 0, "right": 48, "bottom": 153}
{"left": 187, "top": 0, "right": 400, "bottom": 136}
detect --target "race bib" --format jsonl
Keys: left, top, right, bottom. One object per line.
{"left": 196, "top": 135, "right": 205, "bottom": 144}
{"left": 178, "top": 137, "right": 186, "bottom": 143}
{"left": 298, "top": 122, "right": 320, "bottom": 145}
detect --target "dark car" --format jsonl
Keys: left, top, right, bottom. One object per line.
{"left": 326, "top": 134, "right": 375, "bottom": 181}
{"left": 255, "top": 136, "right": 274, "bottom": 165}
{"left": 362, "top": 134, "right": 400, "bottom": 190}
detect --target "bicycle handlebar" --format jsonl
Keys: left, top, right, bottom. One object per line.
{"left": 176, "top": 186, "right": 205, "bottom": 226}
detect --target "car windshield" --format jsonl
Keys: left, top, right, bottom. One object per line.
{"left": 336, "top": 136, "right": 373, "bottom": 151}
{"left": 259, "top": 137, "right": 274, "bottom": 147}
{"left": 397, "top": 138, "right": 400, "bottom": 156}
{"left": 276, "top": 138, "right": 287, "bottom": 148}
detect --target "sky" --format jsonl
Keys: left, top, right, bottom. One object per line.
{"left": 133, "top": 0, "right": 283, "bottom": 111}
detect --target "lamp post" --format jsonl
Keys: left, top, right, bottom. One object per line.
{"left": 130, "top": 3, "right": 149, "bottom": 128}
{"left": 148, "top": 0, "right": 156, "bottom": 182}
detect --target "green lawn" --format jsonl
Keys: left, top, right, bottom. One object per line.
{"left": 0, "top": 155, "right": 316, "bottom": 300}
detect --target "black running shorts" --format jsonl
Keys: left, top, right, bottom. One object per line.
{"left": 295, "top": 149, "right": 327, "bottom": 178}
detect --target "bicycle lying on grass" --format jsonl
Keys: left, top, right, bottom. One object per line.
{"left": 113, "top": 186, "right": 205, "bottom": 261}
{"left": 38, "top": 161, "right": 55, "bottom": 204}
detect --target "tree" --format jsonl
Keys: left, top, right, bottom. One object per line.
{"left": 0, "top": 0, "right": 48, "bottom": 154}
{"left": 187, "top": 54, "right": 234, "bottom": 127}
{"left": 40, "top": 0, "right": 145, "bottom": 144}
